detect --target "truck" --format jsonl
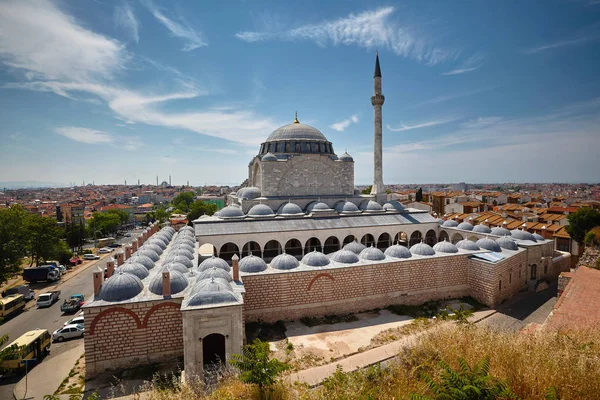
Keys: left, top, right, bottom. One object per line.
{"left": 2, "top": 284, "right": 35, "bottom": 301}
{"left": 23, "top": 266, "right": 60, "bottom": 283}
{"left": 60, "top": 294, "right": 85, "bottom": 313}
{"left": 36, "top": 290, "right": 61, "bottom": 308}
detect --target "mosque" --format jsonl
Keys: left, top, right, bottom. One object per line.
{"left": 82, "top": 55, "right": 571, "bottom": 380}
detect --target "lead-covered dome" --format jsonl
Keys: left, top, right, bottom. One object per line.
{"left": 306, "top": 201, "right": 332, "bottom": 212}
{"left": 149, "top": 270, "right": 188, "bottom": 296}
{"left": 248, "top": 203, "right": 274, "bottom": 217}
{"left": 456, "top": 239, "right": 480, "bottom": 251}
{"left": 186, "top": 282, "right": 237, "bottom": 307}
{"left": 496, "top": 236, "right": 519, "bottom": 251}
{"left": 442, "top": 220, "right": 459, "bottom": 228}
{"left": 343, "top": 240, "right": 366, "bottom": 254}
{"left": 161, "top": 261, "right": 188, "bottom": 274}
{"left": 410, "top": 242, "right": 435, "bottom": 256}
{"left": 335, "top": 201, "right": 360, "bottom": 214}
{"left": 260, "top": 116, "right": 334, "bottom": 156}
{"left": 239, "top": 255, "right": 268, "bottom": 273}
{"left": 491, "top": 227, "right": 511, "bottom": 236}
{"left": 261, "top": 152, "right": 277, "bottom": 161}
{"left": 138, "top": 248, "right": 160, "bottom": 262}
{"left": 359, "top": 245, "right": 386, "bottom": 261}
{"left": 532, "top": 233, "right": 545, "bottom": 241}
{"left": 217, "top": 205, "right": 245, "bottom": 219}
{"left": 329, "top": 249, "right": 359, "bottom": 264}
{"left": 510, "top": 229, "right": 537, "bottom": 241}
{"left": 127, "top": 254, "right": 154, "bottom": 270}
{"left": 301, "top": 250, "right": 330, "bottom": 267}
{"left": 456, "top": 222, "right": 474, "bottom": 231}
{"left": 473, "top": 224, "right": 492, "bottom": 234}
{"left": 198, "top": 267, "right": 233, "bottom": 282}
{"left": 270, "top": 252, "right": 299, "bottom": 270}
{"left": 433, "top": 240, "right": 459, "bottom": 254}
{"left": 277, "top": 202, "right": 304, "bottom": 216}
{"left": 384, "top": 244, "right": 412, "bottom": 259}
{"left": 237, "top": 187, "right": 261, "bottom": 200}
{"left": 98, "top": 271, "right": 143, "bottom": 302}
{"left": 359, "top": 200, "right": 384, "bottom": 212}
{"left": 117, "top": 262, "right": 149, "bottom": 279}
{"left": 199, "top": 256, "right": 231, "bottom": 272}
{"left": 339, "top": 152, "right": 353, "bottom": 162}
{"left": 382, "top": 200, "right": 405, "bottom": 212}
{"left": 476, "top": 238, "right": 502, "bottom": 252}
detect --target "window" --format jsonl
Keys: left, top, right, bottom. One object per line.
{"left": 499, "top": 280, "right": 502, "bottom": 291}
{"left": 285, "top": 143, "right": 291, "bottom": 152}
{"left": 531, "top": 264, "right": 537, "bottom": 280}
{"left": 544, "top": 264, "right": 548, "bottom": 275}
{"left": 295, "top": 143, "right": 301, "bottom": 152}
{"left": 509, "top": 271, "right": 512, "bottom": 283}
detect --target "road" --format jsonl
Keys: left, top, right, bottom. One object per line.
{"left": 0, "top": 256, "right": 104, "bottom": 399}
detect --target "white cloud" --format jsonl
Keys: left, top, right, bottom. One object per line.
{"left": 114, "top": 3, "right": 140, "bottom": 43}
{"left": 330, "top": 115, "right": 359, "bottom": 132}
{"left": 55, "top": 127, "right": 114, "bottom": 144}
{"left": 386, "top": 118, "right": 455, "bottom": 132}
{"left": 441, "top": 54, "right": 484, "bottom": 76}
{"left": 413, "top": 87, "right": 496, "bottom": 108}
{"left": 141, "top": 0, "right": 207, "bottom": 51}
{"left": 236, "top": 7, "right": 457, "bottom": 65}
{"left": 0, "top": 0, "right": 126, "bottom": 82}
{"left": 524, "top": 24, "right": 600, "bottom": 54}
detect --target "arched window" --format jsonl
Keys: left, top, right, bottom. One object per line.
{"left": 394, "top": 232, "right": 408, "bottom": 245}
{"left": 285, "top": 143, "right": 291, "bottom": 152}
{"left": 319, "top": 143, "right": 325, "bottom": 153}
{"left": 242, "top": 241, "right": 261, "bottom": 257}
{"left": 285, "top": 239, "right": 303, "bottom": 258}
{"left": 377, "top": 233, "right": 392, "bottom": 249}
{"left": 219, "top": 243, "right": 239, "bottom": 261}
{"left": 260, "top": 144, "right": 265, "bottom": 154}
{"left": 311, "top": 143, "right": 318, "bottom": 152}
{"left": 438, "top": 231, "right": 449, "bottom": 242}
{"left": 361, "top": 234, "right": 375, "bottom": 247}
{"left": 263, "top": 240, "right": 282, "bottom": 260}
{"left": 425, "top": 230, "right": 437, "bottom": 246}
{"left": 304, "top": 237, "right": 322, "bottom": 253}
{"left": 323, "top": 236, "right": 340, "bottom": 254}
{"left": 450, "top": 233, "right": 463, "bottom": 244}
{"left": 342, "top": 235, "right": 355, "bottom": 246}
{"left": 409, "top": 231, "right": 422, "bottom": 247}
{"left": 277, "top": 142, "right": 284, "bottom": 153}
{"left": 295, "top": 142, "right": 301, "bottom": 152}
{"left": 530, "top": 264, "right": 537, "bottom": 280}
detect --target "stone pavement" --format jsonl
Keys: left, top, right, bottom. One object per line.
{"left": 13, "top": 343, "right": 84, "bottom": 400}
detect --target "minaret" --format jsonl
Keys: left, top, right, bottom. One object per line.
{"left": 371, "top": 52, "right": 385, "bottom": 197}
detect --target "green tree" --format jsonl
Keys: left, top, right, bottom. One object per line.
{"left": 88, "top": 212, "right": 121, "bottom": 237}
{"left": 187, "top": 200, "right": 217, "bottom": 225}
{"left": 154, "top": 205, "right": 169, "bottom": 223}
{"left": 65, "top": 221, "right": 86, "bottom": 252}
{"left": 172, "top": 192, "right": 196, "bottom": 213}
{"left": 565, "top": 207, "right": 600, "bottom": 244}
{"left": 410, "top": 356, "right": 518, "bottom": 400}
{"left": 105, "top": 208, "right": 130, "bottom": 225}
{"left": 361, "top": 185, "right": 373, "bottom": 195}
{"left": 416, "top": 187, "right": 423, "bottom": 202}
{"left": 0, "top": 205, "right": 29, "bottom": 283}
{"left": 231, "top": 339, "right": 290, "bottom": 399}
{"left": 26, "top": 215, "right": 63, "bottom": 267}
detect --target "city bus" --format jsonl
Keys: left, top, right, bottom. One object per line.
{"left": 0, "top": 329, "right": 51, "bottom": 372}
{"left": 0, "top": 294, "right": 25, "bottom": 320}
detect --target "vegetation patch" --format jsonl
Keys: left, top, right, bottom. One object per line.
{"left": 246, "top": 319, "right": 287, "bottom": 342}
{"left": 55, "top": 353, "right": 85, "bottom": 395}
{"left": 299, "top": 314, "right": 358, "bottom": 327}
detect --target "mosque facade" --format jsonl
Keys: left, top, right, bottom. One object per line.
{"left": 82, "top": 55, "right": 571, "bottom": 380}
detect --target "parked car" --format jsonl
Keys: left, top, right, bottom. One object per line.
{"left": 69, "top": 256, "right": 83, "bottom": 266}
{"left": 60, "top": 294, "right": 85, "bottom": 313}
{"left": 23, "top": 266, "right": 60, "bottom": 283}
{"left": 3, "top": 285, "right": 35, "bottom": 301}
{"left": 37, "top": 290, "right": 61, "bottom": 308}
{"left": 64, "top": 315, "right": 84, "bottom": 326}
{"left": 98, "top": 248, "right": 112, "bottom": 254}
{"left": 124, "top": 232, "right": 132, "bottom": 237}
{"left": 58, "top": 265, "right": 67, "bottom": 275}
{"left": 83, "top": 254, "right": 100, "bottom": 260}
{"left": 52, "top": 324, "right": 84, "bottom": 342}
{"left": 108, "top": 243, "right": 122, "bottom": 248}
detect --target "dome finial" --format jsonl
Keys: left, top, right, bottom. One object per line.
{"left": 294, "top": 111, "right": 299, "bottom": 124}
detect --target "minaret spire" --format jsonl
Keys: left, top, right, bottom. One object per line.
{"left": 371, "top": 52, "right": 385, "bottom": 197}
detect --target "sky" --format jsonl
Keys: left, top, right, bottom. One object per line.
{"left": 0, "top": 0, "right": 599, "bottom": 187}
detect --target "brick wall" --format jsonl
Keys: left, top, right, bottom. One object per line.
{"left": 84, "top": 299, "right": 183, "bottom": 378}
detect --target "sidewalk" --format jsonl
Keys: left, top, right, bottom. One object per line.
{"left": 13, "top": 343, "right": 84, "bottom": 400}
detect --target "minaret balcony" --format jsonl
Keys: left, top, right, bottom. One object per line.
{"left": 371, "top": 94, "right": 385, "bottom": 106}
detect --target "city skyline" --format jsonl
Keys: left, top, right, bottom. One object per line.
{"left": 1, "top": 0, "right": 600, "bottom": 185}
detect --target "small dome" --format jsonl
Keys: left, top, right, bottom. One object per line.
{"left": 197, "top": 267, "right": 233, "bottom": 282}
{"left": 437, "top": 218, "right": 445, "bottom": 225}
{"left": 138, "top": 248, "right": 160, "bottom": 262}
{"left": 490, "top": 227, "right": 511, "bottom": 236}
{"left": 410, "top": 242, "right": 435, "bottom": 256}
{"left": 433, "top": 240, "right": 459, "bottom": 254}
{"left": 128, "top": 254, "right": 154, "bottom": 270}
{"left": 473, "top": 224, "right": 492, "bottom": 234}
{"left": 335, "top": 201, "right": 360, "bottom": 214}
{"left": 142, "top": 243, "right": 163, "bottom": 256}
{"left": 149, "top": 270, "right": 188, "bottom": 296}
{"left": 456, "top": 222, "right": 474, "bottom": 231}
{"left": 178, "top": 226, "right": 193, "bottom": 234}
{"left": 149, "top": 236, "right": 169, "bottom": 247}
{"left": 238, "top": 186, "right": 261, "bottom": 200}
{"left": 442, "top": 220, "right": 459, "bottom": 228}
{"left": 270, "top": 252, "right": 300, "bottom": 270}
{"left": 192, "top": 278, "right": 231, "bottom": 293}
{"left": 359, "top": 200, "right": 384, "bottom": 212}
{"left": 510, "top": 229, "right": 537, "bottom": 241}
{"left": 217, "top": 205, "right": 245, "bottom": 219}
{"left": 161, "top": 261, "right": 189, "bottom": 274}
{"left": 339, "top": 152, "right": 353, "bottom": 162}
{"left": 359, "top": 245, "right": 386, "bottom": 261}
{"left": 306, "top": 201, "right": 332, "bottom": 212}
{"left": 187, "top": 284, "right": 237, "bottom": 307}
{"left": 169, "top": 246, "right": 195, "bottom": 259}
{"left": 239, "top": 255, "right": 268, "bottom": 273}
{"left": 456, "top": 240, "right": 480, "bottom": 251}
{"left": 277, "top": 202, "right": 304, "bottom": 216}
{"left": 329, "top": 249, "right": 359, "bottom": 264}
{"left": 98, "top": 272, "right": 143, "bottom": 302}
{"left": 343, "top": 240, "right": 366, "bottom": 254}
{"left": 301, "top": 250, "right": 330, "bottom": 267}
{"left": 532, "top": 233, "right": 545, "bottom": 241}
{"left": 117, "top": 262, "right": 149, "bottom": 279}
{"left": 261, "top": 152, "right": 277, "bottom": 161}
{"left": 198, "top": 256, "right": 231, "bottom": 272}
{"left": 266, "top": 121, "right": 328, "bottom": 142}
{"left": 248, "top": 204, "right": 275, "bottom": 217}
{"left": 382, "top": 200, "right": 405, "bottom": 212}
{"left": 384, "top": 244, "right": 412, "bottom": 259}
{"left": 173, "top": 236, "right": 195, "bottom": 245}
{"left": 496, "top": 237, "right": 519, "bottom": 251}
{"left": 476, "top": 238, "right": 502, "bottom": 252}
{"left": 164, "top": 255, "right": 193, "bottom": 269}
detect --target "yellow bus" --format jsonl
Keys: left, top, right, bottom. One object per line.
{"left": 0, "top": 294, "right": 25, "bottom": 319}
{"left": 0, "top": 329, "right": 51, "bottom": 372}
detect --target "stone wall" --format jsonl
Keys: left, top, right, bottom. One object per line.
{"left": 84, "top": 299, "right": 183, "bottom": 378}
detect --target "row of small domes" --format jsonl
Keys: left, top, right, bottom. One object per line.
{"left": 260, "top": 151, "right": 354, "bottom": 162}
{"left": 215, "top": 199, "right": 406, "bottom": 219}
{"left": 440, "top": 220, "right": 545, "bottom": 242}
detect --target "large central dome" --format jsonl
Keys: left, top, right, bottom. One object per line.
{"left": 259, "top": 114, "right": 334, "bottom": 157}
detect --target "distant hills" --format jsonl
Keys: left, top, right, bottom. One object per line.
{"left": 0, "top": 181, "right": 68, "bottom": 189}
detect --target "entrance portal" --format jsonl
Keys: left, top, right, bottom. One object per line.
{"left": 203, "top": 333, "right": 226, "bottom": 370}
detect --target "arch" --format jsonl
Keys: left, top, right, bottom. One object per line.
{"left": 438, "top": 231, "right": 450, "bottom": 243}
{"left": 307, "top": 273, "right": 335, "bottom": 291}
{"left": 323, "top": 236, "right": 340, "bottom": 254}
{"left": 450, "top": 233, "right": 463, "bottom": 244}
{"left": 425, "top": 230, "right": 437, "bottom": 246}
{"left": 361, "top": 233, "right": 375, "bottom": 247}
{"left": 377, "top": 233, "right": 392, "bottom": 250}
{"left": 242, "top": 241, "right": 261, "bottom": 257}
{"left": 203, "top": 333, "right": 226, "bottom": 370}
{"left": 409, "top": 231, "right": 422, "bottom": 247}
{"left": 219, "top": 242, "right": 239, "bottom": 261}
{"left": 304, "top": 237, "right": 322, "bottom": 254}
{"left": 263, "top": 240, "right": 282, "bottom": 260}
{"left": 530, "top": 264, "right": 537, "bottom": 280}
{"left": 251, "top": 162, "right": 261, "bottom": 188}
{"left": 284, "top": 238, "right": 303, "bottom": 258}
{"left": 199, "top": 243, "right": 216, "bottom": 257}
{"left": 468, "top": 235, "right": 478, "bottom": 242}
{"left": 393, "top": 232, "right": 408, "bottom": 245}
{"left": 89, "top": 307, "right": 142, "bottom": 335}
{"left": 342, "top": 235, "right": 355, "bottom": 246}
{"left": 142, "top": 302, "right": 181, "bottom": 328}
